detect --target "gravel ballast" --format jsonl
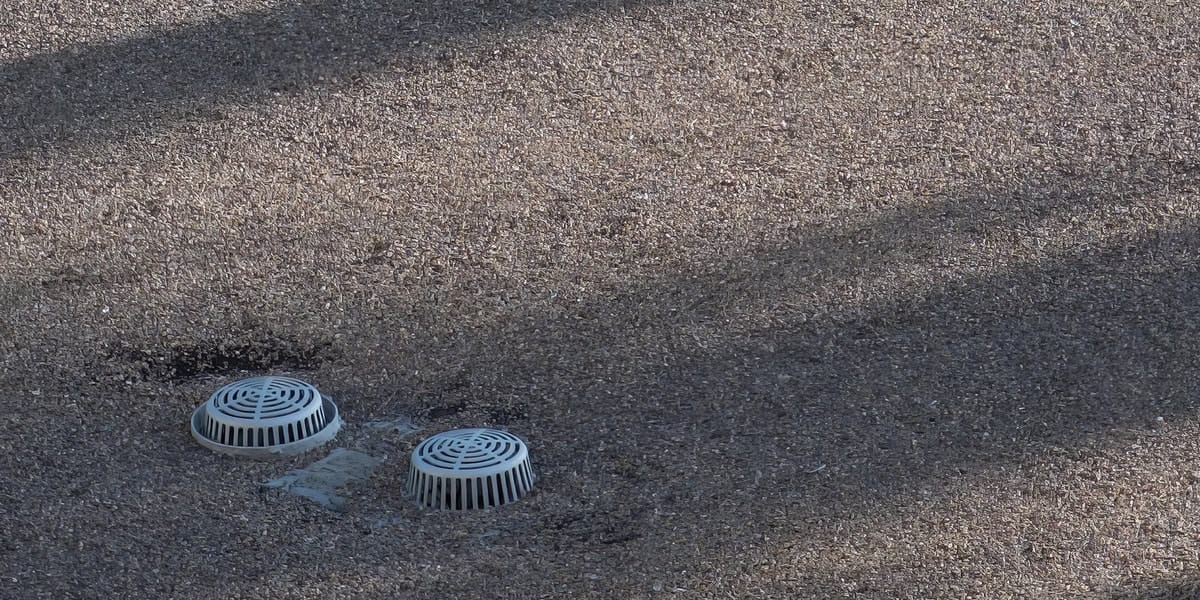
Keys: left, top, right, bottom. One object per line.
{"left": 2, "top": 1, "right": 1199, "bottom": 598}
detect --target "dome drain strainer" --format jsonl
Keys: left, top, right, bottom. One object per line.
{"left": 190, "top": 376, "right": 341, "bottom": 458}
{"left": 408, "top": 428, "right": 535, "bottom": 510}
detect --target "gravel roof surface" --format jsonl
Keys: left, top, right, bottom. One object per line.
{"left": 2, "top": 0, "right": 1200, "bottom": 598}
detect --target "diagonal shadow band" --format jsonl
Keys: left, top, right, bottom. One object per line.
{"left": 395, "top": 168, "right": 1200, "bottom": 596}
{"left": 1106, "top": 574, "right": 1200, "bottom": 600}
{"left": 268, "top": 166, "right": 1200, "bottom": 596}
{"left": 458, "top": 181, "right": 1200, "bottom": 512}
{"left": 0, "top": 0, "right": 636, "bottom": 159}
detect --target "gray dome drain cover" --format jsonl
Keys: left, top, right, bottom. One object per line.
{"left": 190, "top": 376, "right": 341, "bottom": 458}
{"left": 407, "top": 428, "right": 535, "bottom": 510}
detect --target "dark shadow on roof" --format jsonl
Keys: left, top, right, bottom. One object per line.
{"left": 1105, "top": 574, "right": 1200, "bottom": 600}
{"left": 0, "top": 0, "right": 639, "bottom": 159}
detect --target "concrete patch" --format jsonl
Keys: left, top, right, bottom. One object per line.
{"left": 262, "top": 448, "right": 382, "bottom": 511}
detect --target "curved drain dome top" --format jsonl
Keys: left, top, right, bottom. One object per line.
{"left": 408, "top": 428, "right": 535, "bottom": 510}
{"left": 190, "top": 376, "right": 341, "bottom": 458}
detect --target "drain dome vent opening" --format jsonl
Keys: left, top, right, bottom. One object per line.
{"left": 190, "top": 376, "right": 341, "bottom": 458}
{"left": 408, "top": 428, "right": 535, "bottom": 510}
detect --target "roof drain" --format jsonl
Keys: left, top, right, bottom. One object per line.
{"left": 190, "top": 376, "right": 341, "bottom": 458}
{"left": 408, "top": 428, "right": 535, "bottom": 510}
